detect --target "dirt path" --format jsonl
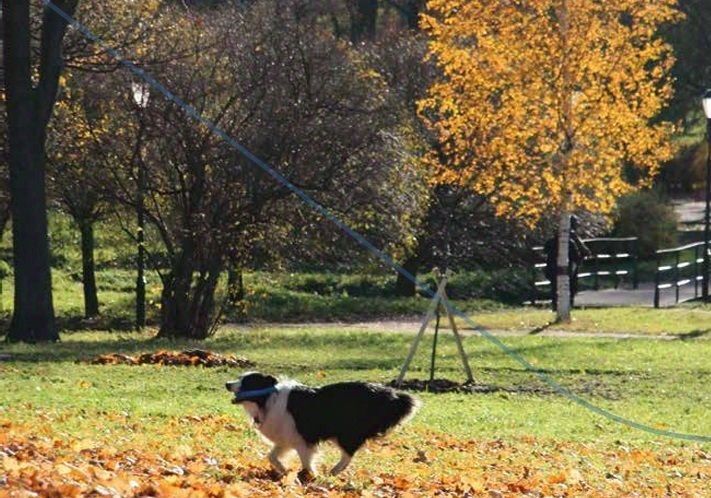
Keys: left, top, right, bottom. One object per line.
{"left": 226, "top": 319, "right": 706, "bottom": 340}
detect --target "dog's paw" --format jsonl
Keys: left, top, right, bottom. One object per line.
{"left": 265, "top": 468, "right": 285, "bottom": 481}
{"left": 296, "top": 469, "right": 315, "bottom": 484}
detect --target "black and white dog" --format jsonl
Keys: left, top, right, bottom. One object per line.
{"left": 225, "top": 372, "right": 419, "bottom": 478}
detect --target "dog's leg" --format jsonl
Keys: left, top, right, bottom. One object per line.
{"left": 330, "top": 448, "right": 352, "bottom": 476}
{"left": 295, "top": 442, "right": 317, "bottom": 481}
{"left": 268, "top": 445, "right": 287, "bottom": 475}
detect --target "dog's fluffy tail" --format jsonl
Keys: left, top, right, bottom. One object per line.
{"left": 378, "top": 389, "right": 420, "bottom": 435}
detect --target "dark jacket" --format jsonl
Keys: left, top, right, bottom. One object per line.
{"left": 544, "top": 231, "right": 590, "bottom": 279}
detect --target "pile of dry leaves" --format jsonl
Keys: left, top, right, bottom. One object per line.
{"left": 86, "top": 349, "right": 254, "bottom": 368}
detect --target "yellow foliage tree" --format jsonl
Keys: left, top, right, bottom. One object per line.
{"left": 419, "top": 0, "right": 680, "bottom": 321}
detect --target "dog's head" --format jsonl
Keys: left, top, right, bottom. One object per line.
{"left": 225, "top": 371, "right": 278, "bottom": 405}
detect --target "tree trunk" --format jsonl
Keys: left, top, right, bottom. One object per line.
{"left": 135, "top": 160, "right": 146, "bottom": 330}
{"left": 190, "top": 267, "right": 221, "bottom": 336}
{"left": 158, "top": 250, "right": 222, "bottom": 340}
{"left": 0, "top": 206, "right": 11, "bottom": 242}
{"left": 159, "top": 273, "right": 221, "bottom": 339}
{"left": 80, "top": 221, "right": 99, "bottom": 318}
{"left": 555, "top": 212, "right": 571, "bottom": 322}
{"left": 3, "top": 1, "right": 57, "bottom": 342}
{"left": 227, "top": 267, "right": 245, "bottom": 306}
{"left": 349, "top": 0, "right": 378, "bottom": 43}
{"left": 554, "top": 1, "right": 573, "bottom": 323}
{"left": 395, "top": 255, "right": 419, "bottom": 297}
{"left": 159, "top": 272, "right": 192, "bottom": 338}
{"left": 402, "top": 0, "right": 423, "bottom": 30}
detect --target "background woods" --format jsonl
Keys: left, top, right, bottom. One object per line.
{"left": 0, "top": 0, "right": 700, "bottom": 339}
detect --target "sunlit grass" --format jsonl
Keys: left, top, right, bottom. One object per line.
{"left": 467, "top": 307, "right": 711, "bottom": 336}
{"left": 1, "top": 326, "right": 708, "bottom": 447}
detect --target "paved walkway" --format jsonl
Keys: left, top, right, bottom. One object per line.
{"left": 574, "top": 282, "right": 700, "bottom": 308}
{"left": 230, "top": 320, "right": 709, "bottom": 340}
{"left": 673, "top": 197, "right": 705, "bottom": 227}
{"left": 572, "top": 197, "right": 707, "bottom": 307}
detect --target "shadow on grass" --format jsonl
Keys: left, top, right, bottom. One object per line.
{"left": 676, "top": 329, "right": 711, "bottom": 341}
{"left": 528, "top": 321, "right": 556, "bottom": 335}
{"left": 0, "top": 328, "right": 386, "bottom": 363}
{"left": 320, "top": 356, "right": 656, "bottom": 378}
{"left": 56, "top": 314, "right": 142, "bottom": 332}
{"left": 1, "top": 323, "right": 703, "bottom": 381}
{"left": 388, "top": 378, "right": 623, "bottom": 400}
{"left": 0, "top": 329, "right": 564, "bottom": 366}
{"left": 0, "top": 304, "right": 148, "bottom": 337}
{"left": 0, "top": 336, "right": 163, "bottom": 363}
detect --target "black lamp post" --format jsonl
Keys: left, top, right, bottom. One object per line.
{"left": 132, "top": 82, "right": 150, "bottom": 329}
{"left": 702, "top": 89, "right": 711, "bottom": 301}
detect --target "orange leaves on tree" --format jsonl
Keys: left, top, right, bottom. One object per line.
{"left": 419, "top": 0, "right": 681, "bottom": 224}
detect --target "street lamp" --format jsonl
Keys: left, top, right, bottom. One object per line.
{"left": 702, "top": 89, "right": 711, "bottom": 301}
{"left": 132, "top": 82, "right": 150, "bottom": 109}
{"left": 132, "top": 82, "right": 150, "bottom": 329}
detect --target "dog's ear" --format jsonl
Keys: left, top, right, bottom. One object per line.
{"left": 262, "top": 374, "right": 278, "bottom": 386}
{"left": 240, "top": 372, "right": 278, "bottom": 391}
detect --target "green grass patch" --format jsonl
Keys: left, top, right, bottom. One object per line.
{"left": 1, "top": 326, "right": 708, "bottom": 446}
{"left": 4, "top": 266, "right": 711, "bottom": 338}
{"left": 0, "top": 267, "right": 513, "bottom": 329}
{"left": 468, "top": 307, "right": 711, "bottom": 336}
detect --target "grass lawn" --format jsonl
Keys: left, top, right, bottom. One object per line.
{"left": 4, "top": 266, "right": 711, "bottom": 341}
{"left": 1, "top": 326, "right": 708, "bottom": 496}
{"left": 468, "top": 306, "right": 711, "bottom": 336}
{"left": 0, "top": 267, "right": 511, "bottom": 328}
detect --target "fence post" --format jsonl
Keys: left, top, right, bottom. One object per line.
{"left": 675, "top": 251, "right": 680, "bottom": 304}
{"left": 632, "top": 239, "right": 639, "bottom": 289}
{"left": 695, "top": 245, "right": 700, "bottom": 299}
{"left": 654, "top": 252, "right": 661, "bottom": 309}
{"left": 530, "top": 250, "right": 539, "bottom": 305}
{"left": 614, "top": 243, "right": 621, "bottom": 289}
